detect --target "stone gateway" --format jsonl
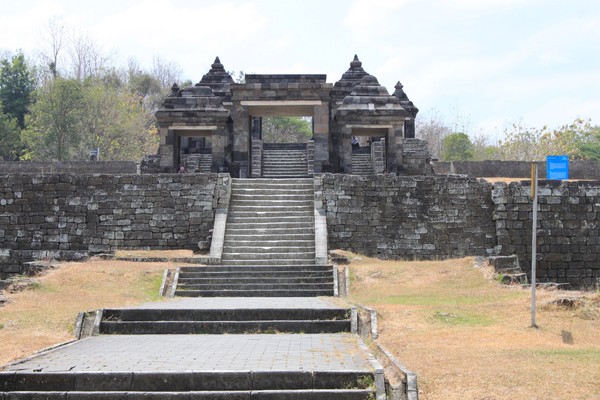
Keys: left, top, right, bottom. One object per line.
{"left": 155, "top": 56, "right": 431, "bottom": 177}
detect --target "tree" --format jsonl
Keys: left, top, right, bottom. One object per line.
{"left": 68, "top": 29, "right": 109, "bottom": 81}
{"left": 441, "top": 132, "right": 475, "bottom": 161}
{"left": 416, "top": 114, "right": 451, "bottom": 160}
{"left": 39, "top": 17, "right": 67, "bottom": 79}
{"left": 261, "top": 117, "right": 312, "bottom": 143}
{"left": 22, "top": 78, "right": 83, "bottom": 161}
{"left": 78, "top": 78, "right": 158, "bottom": 160}
{"left": 0, "top": 52, "right": 35, "bottom": 128}
{"left": 0, "top": 107, "right": 20, "bottom": 160}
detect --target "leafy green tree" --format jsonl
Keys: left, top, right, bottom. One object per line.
{"left": 22, "top": 78, "right": 83, "bottom": 161}
{"left": 262, "top": 117, "right": 312, "bottom": 143}
{"left": 0, "top": 52, "right": 35, "bottom": 128}
{"left": 441, "top": 132, "right": 475, "bottom": 161}
{"left": 78, "top": 78, "right": 158, "bottom": 160}
{"left": 0, "top": 107, "right": 20, "bottom": 160}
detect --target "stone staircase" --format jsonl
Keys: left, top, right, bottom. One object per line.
{"left": 0, "top": 174, "right": 384, "bottom": 400}
{"left": 175, "top": 265, "right": 334, "bottom": 297}
{"left": 262, "top": 143, "right": 309, "bottom": 178}
{"left": 100, "top": 306, "right": 350, "bottom": 334}
{"left": 0, "top": 369, "right": 374, "bottom": 399}
{"left": 221, "top": 178, "right": 316, "bottom": 266}
{"left": 352, "top": 152, "right": 374, "bottom": 175}
{"left": 183, "top": 153, "right": 212, "bottom": 173}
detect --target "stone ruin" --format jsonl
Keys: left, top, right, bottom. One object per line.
{"left": 155, "top": 55, "right": 432, "bottom": 176}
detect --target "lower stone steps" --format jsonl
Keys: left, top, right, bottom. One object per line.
{"left": 0, "top": 390, "right": 374, "bottom": 399}
{"left": 0, "top": 371, "right": 374, "bottom": 398}
{"left": 175, "top": 289, "right": 334, "bottom": 297}
{"left": 174, "top": 265, "right": 334, "bottom": 297}
{"left": 96, "top": 302, "right": 352, "bottom": 335}
{"left": 102, "top": 318, "right": 349, "bottom": 334}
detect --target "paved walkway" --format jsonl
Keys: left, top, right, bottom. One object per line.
{"left": 135, "top": 297, "right": 342, "bottom": 309}
{"left": 5, "top": 334, "right": 374, "bottom": 373}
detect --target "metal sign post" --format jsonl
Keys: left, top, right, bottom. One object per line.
{"left": 530, "top": 162, "right": 538, "bottom": 328}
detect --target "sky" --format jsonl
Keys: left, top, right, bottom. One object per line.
{"left": 1, "top": 0, "right": 600, "bottom": 142}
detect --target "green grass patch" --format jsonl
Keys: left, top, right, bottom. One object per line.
{"left": 432, "top": 311, "right": 494, "bottom": 326}
{"left": 138, "top": 271, "right": 166, "bottom": 302}
{"left": 522, "top": 348, "right": 600, "bottom": 364}
{"left": 365, "top": 291, "right": 522, "bottom": 306}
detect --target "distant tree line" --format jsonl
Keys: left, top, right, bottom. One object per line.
{"left": 0, "top": 18, "right": 182, "bottom": 161}
{"left": 417, "top": 113, "right": 600, "bottom": 162}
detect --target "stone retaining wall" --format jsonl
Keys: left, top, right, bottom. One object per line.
{"left": 3, "top": 172, "right": 600, "bottom": 289}
{"left": 433, "top": 160, "right": 600, "bottom": 179}
{"left": 316, "top": 174, "right": 497, "bottom": 260}
{"left": 492, "top": 180, "right": 600, "bottom": 288}
{"left": 0, "top": 174, "right": 219, "bottom": 279}
{"left": 0, "top": 161, "right": 138, "bottom": 174}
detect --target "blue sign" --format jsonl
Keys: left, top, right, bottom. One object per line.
{"left": 546, "top": 155, "right": 569, "bottom": 180}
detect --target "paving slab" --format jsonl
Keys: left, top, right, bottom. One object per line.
{"left": 133, "top": 297, "right": 342, "bottom": 310}
{"left": 3, "top": 334, "right": 374, "bottom": 373}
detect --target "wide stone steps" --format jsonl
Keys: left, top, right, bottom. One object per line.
{"left": 226, "top": 215, "right": 311, "bottom": 224}
{"left": 0, "top": 390, "right": 374, "bottom": 399}
{"left": 100, "top": 308, "right": 350, "bottom": 334}
{"left": 177, "top": 276, "right": 332, "bottom": 284}
{"left": 225, "top": 234, "right": 315, "bottom": 242}
{"left": 232, "top": 194, "right": 313, "bottom": 201}
{"left": 221, "top": 260, "right": 321, "bottom": 267}
{"left": 222, "top": 178, "right": 316, "bottom": 267}
{"left": 0, "top": 371, "right": 374, "bottom": 399}
{"left": 262, "top": 149, "right": 308, "bottom": 178}
{"left": 221, "top": 252, "right": 315, "bottom": 261}
{"left": 176, "top": 265, "right": 332, "bottom": 274}
{"left": 175, "top": 266, "right": 333, "bottom": 297}
{"left": 223, "top": 239, "right": 315, "bottom": 247}
{"left": 352, "top": 153, "right": 374, "bottom": 175}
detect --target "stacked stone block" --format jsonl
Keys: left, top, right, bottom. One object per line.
{"left": 316, "top": 174, "right": 496, "bottom": 260}
{"left": 0, "top": 174, "right": 218, "bottom": 279}
{"left": 492, "top": 180, "right": 600, "bottom": 288}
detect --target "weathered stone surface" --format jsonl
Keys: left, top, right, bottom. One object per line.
{"left": 316, "top": 174, "right": 497, "bottom": 260}
{"left": 0, "top": 174, "right": 219, "bottom": 278}
{"left": 492, "top": 180, "right": 600, "bottom": 288}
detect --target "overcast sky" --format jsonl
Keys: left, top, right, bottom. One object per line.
{"left": 1, "top": 0, "right": 599, "bottom": 142}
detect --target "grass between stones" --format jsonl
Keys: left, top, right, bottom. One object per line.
{"left": 0, "top": 258, "right": 178, "bottom": 366}
{"left": 344, "top": 252, "right": 600, "bottom": 400}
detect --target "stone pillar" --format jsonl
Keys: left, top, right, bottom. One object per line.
{"left": 211, "top": 127, "right": 228, "bottom": 173}
{"left": 313, "top": 103, "right": 329, "bottom": 173}
{"left": 404, "top": 118, "right": 416, "bottom": 138}
{"left": 158, "top": 127, "right": 175, "bottom": 170}
{"left": 371, "top": 140, "right": 385, "bottom": 174}
{"left": 232, "top": 105, "right": 250, "bottom": 176}
{"left": 340, "top": 126, "right": 353, "bottom": 174}
{"left": 251, "top": 139, "right": 262, "bottom": 178}
{"left": 387, "top": 125, "right": 404, "bottom": 174}
{"left": 380, "top": 138, "right": 386, "bottom": 173}
{"left": 307, "top": 140, "right": 315, "bottom": 176}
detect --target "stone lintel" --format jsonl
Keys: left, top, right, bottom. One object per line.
{"left": 170, "top": 126, "right": 218, "bottom": 131}
{"left": 348, "top": 124, "right": 393, "bottom": 130}
{"left": 241, "top": 100, "right": 323, "bottom": 107}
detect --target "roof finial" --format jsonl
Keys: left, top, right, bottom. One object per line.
{"left": 211, "top": 56, "right": 224, "bottom": 70}
{"left": 350, "top": 54, "right": 362, "bottom": 68}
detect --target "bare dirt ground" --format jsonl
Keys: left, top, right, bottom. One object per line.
{"left": 2, "top": 253, "right": 598, "bottom": 399}
{"left": 343, "top": 252, "right": 600, "bottom": 400}
{"left": 0, "top": 258, "right": 177, "bottom": 365}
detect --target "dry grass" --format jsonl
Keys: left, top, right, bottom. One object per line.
{"left": 0, "top": 258, "right": 176, "bottom": 366}
{"left": 344, "top": 251, "right": 600, "bottom": 400}
{"left": 483, "top": 177, "right": 593, "bottom": 184}
{"left": 115, "top": 249, "right": 206, "bottom": 259}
